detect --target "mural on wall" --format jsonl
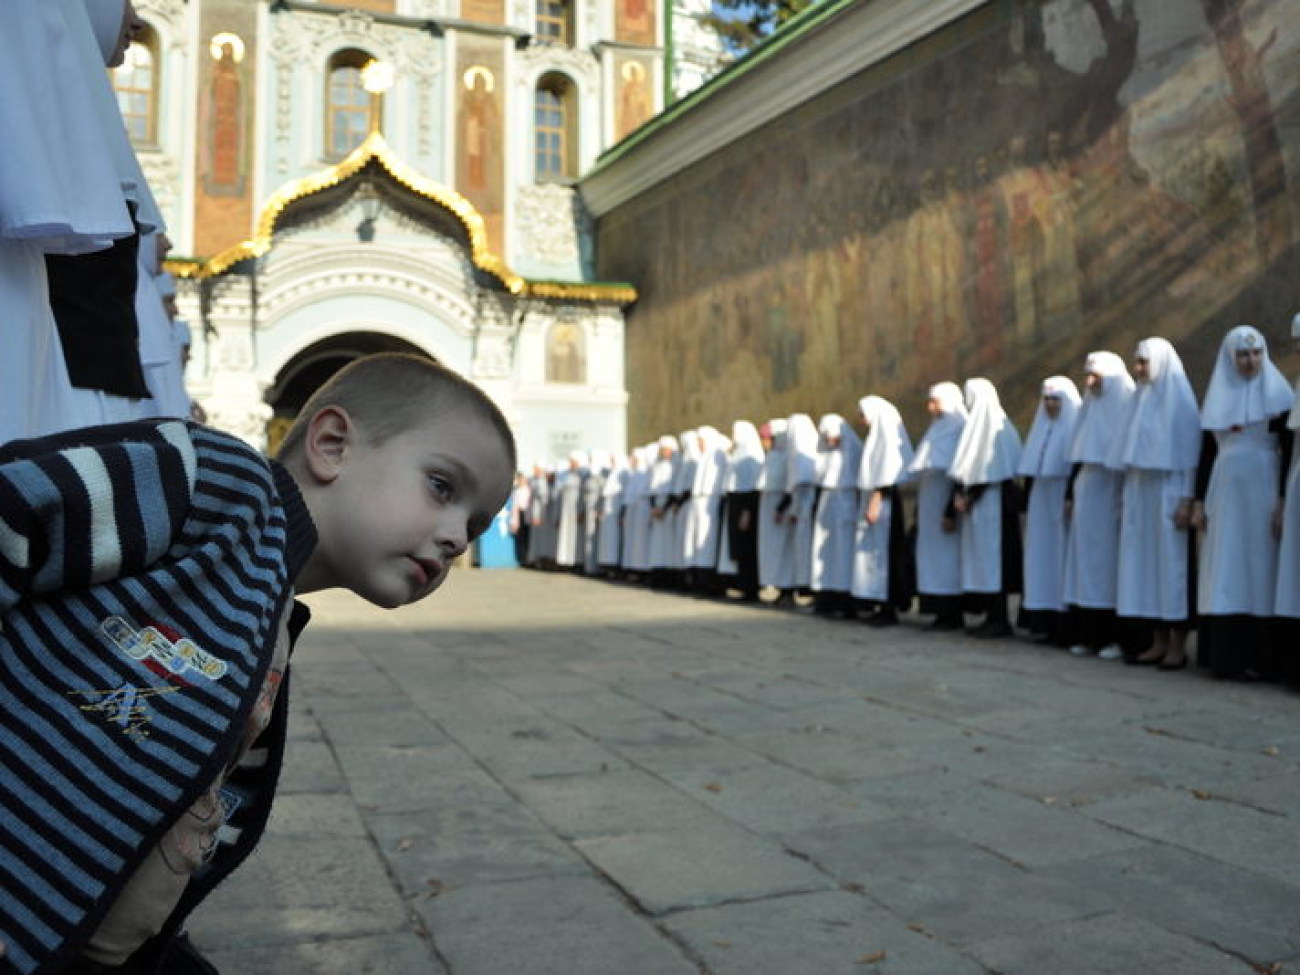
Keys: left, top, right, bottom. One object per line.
{"left": 616, "top": 0, "right": 656, "bottom": 46}
{"left": 203, "top": 32, "right": 248, "bottom": 196}
{"left": 597, "top": 0, "right": 1300, "bottom": 439}
{"left": 615, "top": 58, "right": 654, "bottom": 140}
{"left": 456, "top": 39, "right": 506, "bottom": 255}
{"left": 546, "top": 321, "right": 587, "bottom": 383}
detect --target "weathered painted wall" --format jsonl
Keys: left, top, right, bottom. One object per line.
{"left": 597, "top": 0, "right": 1300, "bottom": 440}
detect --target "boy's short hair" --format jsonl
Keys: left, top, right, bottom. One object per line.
{"left": 276, "top": 353, "right": 516, "bottom": 469}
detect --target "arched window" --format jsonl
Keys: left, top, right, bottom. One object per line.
{"left": 113, "top": 24, "right": 159, "bottom": 145}
{"left": 534, "top": 74, "right": 577, "bottom": 182}
{"left": 325, "top": 49, "right": 375, "bottom": 160}
{"left": 536, "top": 0, "right": 572, "bottom": 45}
{"left": 545, "top": 321, "right": 585, "bottom": 384}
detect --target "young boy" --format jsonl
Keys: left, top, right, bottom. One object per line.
{"left": 0, "top": 353, "right": 515, "bottom": 975}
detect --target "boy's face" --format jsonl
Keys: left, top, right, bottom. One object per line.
{"left": 315, "top": 411, "right": 513, "bottom": 608}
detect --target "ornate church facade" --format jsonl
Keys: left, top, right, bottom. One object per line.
{"left": 120, "top": 0, "right": 722, "bottom": 461}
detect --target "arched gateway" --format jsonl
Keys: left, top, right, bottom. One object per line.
{"left": 173, "top": 134, "right": 633, "bottom": 465}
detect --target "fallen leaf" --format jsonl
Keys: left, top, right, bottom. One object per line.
{"left": 856, "top": 950, "right": 887, "bottom": 965}
{"left": 841, "top": 882, "right": 865, "bottom": 894}
{"left": 1190, "top": 789, "right": 1213, "bottom": 801}
{"left": 1261, "top": 746, "right": 1280, "bottom": 757}
{"left": 907, "top": 922, "right": 928, "bottom": 934}
{"left": 713, "top": 940, "right": 732, "bottom": 949}
{"left": 703, "top": 782, "right": 724, "bottom": 793}
{"left": 1041, "top": 796, "right": 1059, "bottom": 805}
{"left": 396, "top": 837, "right": 415, "bottom": 851}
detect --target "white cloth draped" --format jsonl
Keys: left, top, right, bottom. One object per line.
{"left": 949, "top": 379, "right": 1021, "bottom": 485}
{"left": 1199, "top": 422, "right": 1281, "bottom": 616}
{"left": 857, "top": 396, "right": 913, "bottom": 491}
{"left": 960, "top": 483, "right": 1004, "bottom": 593}
{"left": 1062, "top": 464, "right": 1123, "bottom": 609}
{"left": 1116, "top": 468, "right": 1194, "bottom": 620}
{"left": 1277, "top": 446, "right": 1300, "bottom": 618}
{"left": 1200, "top": 326, "right": 1293, "bottom": 431}
{"left": 914, "top": 469, "right": 962, "bottom": 596}
{"left": 1112, "top": 338, "right": 1200, "bottom": 471}
{"left": 1070, "top": 352, "right": 1135, "bottom": 466}
{"left": 1017, "top": 376, "right": 1080, "bottom": 478}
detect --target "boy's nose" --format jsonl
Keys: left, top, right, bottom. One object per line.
{"left": 437, "top": 512, "right": 469, "bottom": 559}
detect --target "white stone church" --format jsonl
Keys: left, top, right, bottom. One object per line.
{"left": 120, "top": 0, "right": 723, "bottom": 463}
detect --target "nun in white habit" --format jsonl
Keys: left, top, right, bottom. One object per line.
{"left": 1113, "top": 338, "right": 1201, "bottom": 669}
{"left": 908, "top": 382, "right": 967, "bottom": 629}
{"left": 811, "top": 413, "right": 863, "bottom": 615}
{"left": 784, "top": 413, "right": 821, "bottom": 593}
{"left": 716, "top": 420, "right": 765, "bottom": 600}
{"left": 1275, "top": 314, "right": 1300, "bottom": 684}
{"left": 1016, "top": 376, "right": 1080, "bottom": 644}
{"left": 851, "top": 396, "right": 914, "bottom": 625}
{"left": 672, "top": 429, "right": 701, "bottom": 575}
{"left": 525, "top": 462, "right": 551, "bottom": 567}
{"left": 646, "top": 436, "right": 682, "bottom": 581}
{"left": 621, "top": 447, "right": 655, "bottom": 576}
{"left": 1061, "top": 352, "right": 1134, "bottom": 659}
{"left": 757, "top": 419, "right": 796, "bottom": 599}
{"left": 688, "top": 426, "right": 732, "bottom": 592}
{"left": 596, "top": 452, "right": 629, "bottom": 572}
{"left": 0, "top": 0, "right": 141, "bottom": 443}
{"left": 948, "top": 378, "right": 1023, "bottom": 637}
{"left": 1194, "top": 325, "right": 1294, "bottom": 679}
{"left": 581, "top": 451, "right": 608, "bottom": 575}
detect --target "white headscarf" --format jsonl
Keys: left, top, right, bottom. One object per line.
{"left": 1111, "top": 338, "right": 1201, "bottom": 470}
{"left": 759, "top": 418, "right": 788, "bottom": 491}
{"left": 725, "top": 420, "right": 765, "bottom": 492}
{"left": 1069, "top": 351, "right": 1135, "bottom": 466}
{"left": 1017, "top": 376, "right": 1081, "bottom": 478}
{"left": 857, "top": 396, "right": 914, "bottom": 491}
{"left": 1200, "top": 325, "right": 1293, "bottom": 430}
{"left": 949, "top": 378, "right": 1022, "bottom": 485}
{"left": 693, "top": 425, "right": 731, "bottom": 497}
{"left": 673, "top": 429, "right": 700, "bottom": 494}
{"left": 816, "top": 413, "right": 863, "bottom": 489}
{"left": 785, "top": 413, "right": 820, "bottom": 489}
{"left": 909, "top": 382, "right": 967, "bottom": 474}
{"left": 601, "top": 453, "right": 628, "bottom": 498}
{"left": 648, "top": 436, "right": 679, "bottom": 495}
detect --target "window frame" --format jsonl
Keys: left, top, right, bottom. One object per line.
{"left": 534, "top": 73, "right": 578, "bottom": 183}
{"left": 113, "top": 24, "right": 160, "bottom": 147}
{"left": 324, "top": 48, "right": 376, "bottom": 161}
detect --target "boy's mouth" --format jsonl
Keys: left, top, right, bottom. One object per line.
{"left": 410, "top": 557, "right": 442, "bottom": 589}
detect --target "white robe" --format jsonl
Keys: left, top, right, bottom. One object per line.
{"left": 811, "top": 487, "right": 857, "bottom": 593}
{"left": 1276, "top": 449, "right": 1300, "bottom": 618}
{"left": 596, "top": 478, "right": 624, "bottom": 568}
{"left": 623, "top": 494, "right": 653, "bottom": 571}
{"left": 960, "top": 484, "right": 1003, "bottom": 594}
{"left": 789, "top": 483, "right": 817, "bottom": 589}
{"left": 1062, "top": 463, "right": 1122, "bottom": 609}
{"left": 914, "top": 470, "right": 962, "bottom": 596}
{"left": 1199, "top": 422, "right": 1280, "bottom": 617}
{"left": 553, "top": 473, "right": 583, "bottom": 567}
{"left": 1021, "top": 475, "right": 1068, "bottom": 611}
{"left": 851, "top": 492, "right": 893, "bottom": 601}
{"left": 758, "top": 489, "right": 795, "bottom": 589}
{"left": 1116, "top": 468, "right": 1193, "bottom": 620}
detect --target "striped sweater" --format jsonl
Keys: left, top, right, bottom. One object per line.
{"left": 0, "top": 420, "right": 316, "bottom": 975}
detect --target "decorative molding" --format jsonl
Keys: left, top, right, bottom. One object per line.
{"left": 136, "top": 0, "right": 184, "bottom": 27}
{"left": 516, "top": 183, "right": 582, "bottom": 265}
{"left": 516, "top": 44, "right": 600, "bottom": 89}
{"left": 581, "top": 0, "right": 988, "bottom": 216}
{"left": 137, "top": 150, "right": 180, "bottom": 227}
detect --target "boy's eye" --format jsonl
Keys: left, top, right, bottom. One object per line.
{"left": 427, "top": 474, "right": 455, "bottom": 501}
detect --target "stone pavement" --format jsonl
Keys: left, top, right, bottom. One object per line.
{"left": 191, "top": 569, "right": 1300, "bottom": 974}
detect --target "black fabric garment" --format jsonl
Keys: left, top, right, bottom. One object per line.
{"left": 1198, "top": 615, "right": 1284, "bottom": 680}
{"left": 723, "top": 490, "right": 761, "bottom": 598}
{"left": 45, "top": 219, "right": 149, "bottom": 399}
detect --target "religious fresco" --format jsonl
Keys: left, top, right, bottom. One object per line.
{"left": 614, "top": 56, "right": 655, "bottom": 141}
{"left": 192, "top": 2, "right": 257, "bottom": 257}
{"left": 546, "top": 321, "right": 587, "bottom": 383}
{"left": 456, "top": 38, "right": 506, "bottom": 255}
{"left": 596, "top": 0, "right": 1300, "bottom": 441}
{"left": 616, "top": 0, "right": 657, "bottom": 47}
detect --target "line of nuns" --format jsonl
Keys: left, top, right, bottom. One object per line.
{"left": 515, "top": 321, "right": 1300, "bottom": 685}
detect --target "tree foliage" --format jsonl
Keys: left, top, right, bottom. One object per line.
{"left": 700, "top": 0, "right": 816, "bottom": 57}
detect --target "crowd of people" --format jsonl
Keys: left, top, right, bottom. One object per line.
{"left": 512, "top": 322, "right": 1300, "bottom": 686}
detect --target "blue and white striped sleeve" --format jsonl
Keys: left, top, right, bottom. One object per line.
{"left": 0, "top": 421, "right": 197, "bottom": 612}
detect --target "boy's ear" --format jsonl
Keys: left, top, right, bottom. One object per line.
{"left": 302, "top": 406, "right": 354, "bottom": 484}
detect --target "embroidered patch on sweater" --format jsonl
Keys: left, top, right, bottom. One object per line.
{"left": 67, "top": 682, "right": 181, "bottom": 739}
{"left": 100, "top": 615, "right": 229, "bottom": 684}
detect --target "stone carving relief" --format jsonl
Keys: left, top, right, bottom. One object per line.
{"left": 136, "top": 0, "right": 183, "bottom": 27}
{"left": 515, "top": 45, "right": 599, "bottom": 90}
{"left": 137, "top": 151, "right": 179, "bottom": 226}
{"left": 515, "top": 183, "right": 583, "bottom": 265}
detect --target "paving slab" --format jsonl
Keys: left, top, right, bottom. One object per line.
{"left": 419, "top": 876, "right": 698, "bottom": 975}
{"left": 575, "top": 826, "right": 833, "bottom": 915}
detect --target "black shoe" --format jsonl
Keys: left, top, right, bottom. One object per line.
{"left": 929, "top": 615, "right": 964, "bottom": 631}
{"left": 970, "top": 620, "right": 1012, "bottom": 639}
{"left": 1157, "top": 655, "right": 1188, "bottom": 671}
{"left": 867, "top": 610, "right": 898, "bottom": 627}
